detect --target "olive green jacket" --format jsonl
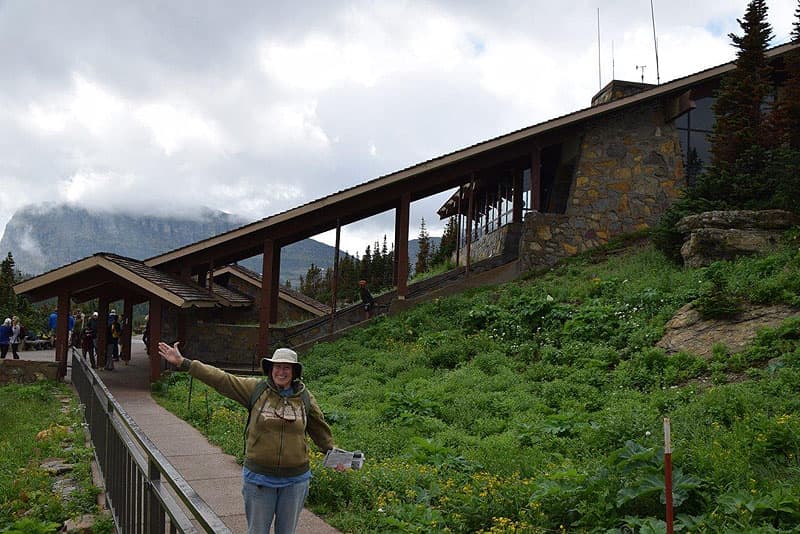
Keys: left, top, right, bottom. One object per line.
{"left": 184, "top": 359, "right": 335, "bottom": 477}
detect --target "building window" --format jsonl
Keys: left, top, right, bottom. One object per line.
{"left": 674, "top": 95, "right": 715, "bottom": 184}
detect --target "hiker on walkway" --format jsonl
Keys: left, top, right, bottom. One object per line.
{"left": 81, "top": 321, "right": 97, "bottom": 369}
{"left": 358, "top": 279, "right": 375, "bottom": 320}
{"left": 105, "top": 311, "right": 121, "bottom": 370}
{"left": 0, "top": 318, "right": 11, "bottom": 359}
{"left": 9, "top": 316, "right": 22, "bottom": 359}
{"left": 157, "top": 342, "right": 341, "bottom": 534}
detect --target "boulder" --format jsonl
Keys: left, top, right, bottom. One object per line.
{"left": 657, "top": 303, "right": 800, "bottom": 358}
{"left": 677, "top": 210, "right": 799, "bottom": 268}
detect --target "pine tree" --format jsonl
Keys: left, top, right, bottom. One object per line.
{"left": 0, "top": 252, "right": 17, "bottom": 319}
{"left": 709, "top": 0, "right": 774, "bottom": 175}
{"left": 360, "top": 245, "right": 372, "bottom": 283}
{"left": 300, "top": 264, "right": 325, "bottom": 301}
{"left": 415, "top": 218, "right": 430, "bottom": 275}
{"left": 766, "top": 1, "right": 800, "bottom": 149}
{"left": 431, "top": 216, "right": 458, "bottom": 266}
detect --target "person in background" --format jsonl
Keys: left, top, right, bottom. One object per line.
{"left": 142, "top": 314, "right": 150, "bottom": 354}
{"left": 157, "top": 343, "right": 340, "bottom": 534}
{"left": 0, "top": 318, "right": 11, "bottom": 359}
{"left": 358, "top": 279, "right": 375, "bottom": 320}
{"left": 105, "top": 311, "right": 121, "bottom": 370}
{"left": 48, "top": 310, "right": 75, "bottom": 344}
{"left": 81, "top": 320, "right": 97, "bottom": 369}
{"left": 88, "top": 311, "right": 99, "bottom": 354}
{"left": 9, "top": 316, "right": 21, "bottom": 359}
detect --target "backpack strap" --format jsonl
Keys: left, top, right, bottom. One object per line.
{"left": 243, "top": 381, "right": 269, "bottom": 456}
{"left": 242, "top": 382, "right": 311, "bottom": 456}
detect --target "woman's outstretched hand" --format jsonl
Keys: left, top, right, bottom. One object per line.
{"left": 158, "top": 341, "right": 183, "bottom": 366}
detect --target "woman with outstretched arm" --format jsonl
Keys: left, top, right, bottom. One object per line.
{"left": 157, "top": 342, "right": 338, "bottom": 534}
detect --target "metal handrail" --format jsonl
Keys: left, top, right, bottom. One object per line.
{"left": 71, "top": 350, "right": 231, "bottom": 533}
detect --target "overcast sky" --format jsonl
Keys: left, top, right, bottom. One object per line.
{"left": 0, "top": 1, "right": 796, "bottom": 256}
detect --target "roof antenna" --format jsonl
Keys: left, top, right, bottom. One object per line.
{"left": 650, "top": 0, "right": 661, "bottom": 84}
{"left": 612, "top": 40, "right": 615, "bottom": 80}
{"left": 597, "top": 8, "right": 602, "bottom": 88}
{"left": 636, "top": 64, "right": 647, "bottom": 83}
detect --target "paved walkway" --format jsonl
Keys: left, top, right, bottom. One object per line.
{"left": 20, "top": 340, "right": 340, "bottom": 534}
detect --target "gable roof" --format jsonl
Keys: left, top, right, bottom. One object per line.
{"left": 14, "top": 253, "right": 220, "bottom": 308}
{"left": 213, "top": 264, "right": 331, "bottom": 316}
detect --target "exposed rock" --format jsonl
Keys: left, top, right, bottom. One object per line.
{"left": 62, "top": 514, "right": 98, "bottom": 533}
{"left": 53, "top": 477, "right": 80, "bottom": 500}
{"left": 657, "top": 303, "right": 800, "bottom": 358}
{"left": 677, "top": 210, "right": 799, "bottom": 268}
{"left": 40, "top": 459, "right": 76, "bottom": 475}
{"left": 677, "top": 209, "right": 800, "bottom": 232}
{"left": 680, "top": 228, "right": 782, "bottom": 268}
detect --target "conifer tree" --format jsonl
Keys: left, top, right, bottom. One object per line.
{"left": 709, "top": 0, "right": 773, "bottom": 175}
{"left": 431, "top": 216, "right": 458, "bottom": 266}
{"left": 360, "top": 245, "right": 372, "bottom": 283}
{"left": 0, "top": 252, "right": 17, "bottom": 319}
{"left": 415, "top": 218, "right": 431, "bottom": 275}
{"left": 766, "top": 1, "right": 800, "bottom": 148}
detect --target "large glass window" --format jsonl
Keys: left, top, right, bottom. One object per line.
{"left": 675, "top": 96, "right": 715, "bottom": 183}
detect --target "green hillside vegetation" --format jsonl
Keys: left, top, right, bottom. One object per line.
{"left": 0, "top": 382, "right": 113, "bottom": 532}
{"left": 153, "top": 231, "right": 800, "bottom": 532}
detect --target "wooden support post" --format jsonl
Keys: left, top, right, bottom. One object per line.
{"left": 121, "top": 299, "right": 133, "bottom": 364}
{"left": 455, "top": 184, "right": 463, "bottom": 267}
{"left": 97, "top": 297, "right": 110, "bottom": 369}
{"left": 664, "top": 417, "right": 674, "bottom": 534}
{"left": 396, "top": 193, "right": 410, "bottom": 299}
{"left": 330, "top": 220, "right": 341, "bottom": 334}
{"left": 149, "top": 298, "right": 163, "bottom": 383}
{"left": 258, "top": 240, "right": 275, "bottom": 357}
{"left": 177, "top": 313, "right": 186, "bottom": 354}
{"left": 393, "top": 213, "right": 401, "bottom": 285}
{"left": 531, "top": 147, "right": 541, "bottom": 211}
{"left": 55, "top": 291, "right": 71, "bottom": 379}
{"left": 466, "top": 177, "right": 476, "bottom": 276}
{"left": 512, "top": 168, "right": 523, "bottom": 224}
{"left": 270, "top": 248, "right": 281, "bottom": 322}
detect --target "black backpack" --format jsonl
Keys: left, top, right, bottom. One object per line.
{"left": 243, "top": 381, "right": 310, "bottom": 455}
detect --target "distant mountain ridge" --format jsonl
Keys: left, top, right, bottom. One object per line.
{"left": 0, "top": 204, "right": 439, "bottom": 286}
{"left": 0, "top": 204, "right": 336, "bottom": 285}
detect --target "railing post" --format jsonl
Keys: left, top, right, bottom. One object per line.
{"left": 148, "top": 458, "right": 164, "bottom": 533}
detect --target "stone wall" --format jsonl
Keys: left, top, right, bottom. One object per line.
{"left": 457, "top": 223, "right": 521, "bottom": 265}
{"left": 0, "top": 360, "right": 60, "bottom": 384}
{"left": 520, "top": 100, "right": 685, "bottom": 271}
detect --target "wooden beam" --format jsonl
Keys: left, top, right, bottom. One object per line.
{"left": 270, "top": 247, "right": 281, "bottom": 322}
{"left": 512, "top": 167, "right": 523, "bottom": 224}
{"left": 121, "top": 299, "right": 133, "bottom": 364}
{"left": 97, "top": 297, "right": 109, "bottom": 369}
{"left": 149, "top": 298, "right": 163, "bottom": 382}
{"left": 55, "top": 291, "right": 70, "bottom": 379}
{"left": 664, "top": 90, "right": 695, "bottom": 123}
{"left": 258, "top": 240, "right": 275, "bottom": 357}
{"left": 330, "top": 220, "right": 341, "bottom": 334}
{"left": 531, "top": 147, "right": 541, "bottom": 211}
{"left": 396, "top": 193, "right": 410, "bottom": 299}
{"left": 466, "top": 177, "right": 476, "bottom": 276}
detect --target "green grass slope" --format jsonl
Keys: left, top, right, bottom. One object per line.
{"left": 155, "top": 232, "right": 800, "bottom": 533}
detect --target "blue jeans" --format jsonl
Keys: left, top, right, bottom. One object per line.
{"left": 242, "top": 479, "right": 309, "bottom": 534}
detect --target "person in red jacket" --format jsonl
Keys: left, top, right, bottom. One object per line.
{"left": 158, "top": 342, "right": 339, "bottom": 534}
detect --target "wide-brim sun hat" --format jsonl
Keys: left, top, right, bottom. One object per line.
{"left": 261, "top": 348, "right": 303, "bottom": 379}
